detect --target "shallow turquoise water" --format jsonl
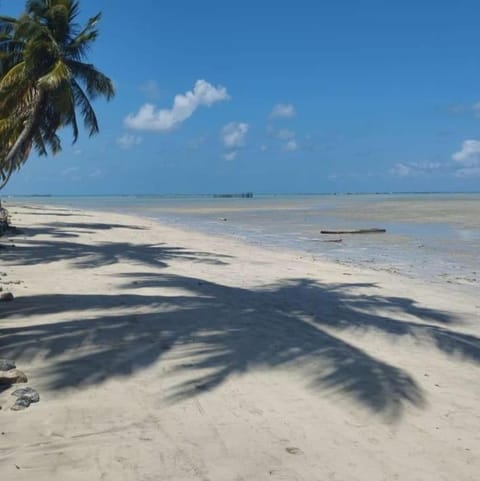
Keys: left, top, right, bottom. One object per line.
{"left": 5, "top": 193, "right": 480, "bottom": 289}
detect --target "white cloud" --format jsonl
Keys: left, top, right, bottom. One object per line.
{"left": 224, "top": 151, "right": 238, "bottom": 161}
{"left": 283, "top": 139, "right": 298, "bottom": 151}
{"left": 117, "top": 133, "right": 142, "bottom": 149}
{"left": 452, "top": 139, "right": 480, "bottom": 165}
{"left": 221, "top": 122, "right": 249, "bottom": 148}
{"left": 270, "top": 103, "right": 296, "bottom": 119}
{"left": 139, "top": 80, "right": 161, "bottom": 100}
{"left": 125, "top": 79, "right": 229, "bottom": 132}
{"left": 452, "top": 139, "right": 480, "bottom": 177}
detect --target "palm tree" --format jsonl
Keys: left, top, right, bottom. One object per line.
{"left": 0, "top": 0, "right": 114, "bottom": 189}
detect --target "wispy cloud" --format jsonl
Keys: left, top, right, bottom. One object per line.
{"left": 389, "top": 163, "right": 412, "bottom": 177}
{"left": 117, "top": 133, "right": 142, "bottom": 149}
{"left": 389, "top": 161, "right": 442, "bottom": 177}
{"left": 125, "top": 80, "right": 229, "bottom": 132}
{"left": 282, "top": 139, "right": 298, "bottom": 152}
{"left": 61, "top": 166, "right": 82, "bottom": 181}
{"left": 89, "top": 169, "right": 104, "bottom": 178}
{"left": 270, "top": 103, "right": 296, "bottom": 119}
{"left": 473, "top": 102, "right": 480, "bottom": 117}
{"left": 139, "top": 80, "right": 161, "bottom": 100}
{"left": 276, "top": 128, "right": 295, "bottom": 140}
{"left": 447, "top": 101, "right": 480, "bottom": 118}
{"left": 224, "top": 151, "right": 238, "bottom": 161}
{"left": 221, "top": 122, "right": 249, "bottom": 148}
{"left": 187, "top": 136, "right": 207, "bottom": 151}
{"left": 267, "top": 124, "right": 301, "bottom": 152}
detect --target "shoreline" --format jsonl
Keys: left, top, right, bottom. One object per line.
{"left": 1, "top": 204, "right": 479, "bottom": 480}
{"left": 4, "top": 198, "right": 479, "bottom": 296}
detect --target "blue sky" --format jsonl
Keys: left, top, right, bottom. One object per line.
{"left": 3, "top": 0, "right": 480, "bottom": 194}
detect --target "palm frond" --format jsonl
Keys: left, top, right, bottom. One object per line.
{"left": 66, "top": 16, "right": 99, "bottom": 60}
{"left": 0, "top": 61, "right": 26, "bottom": 88}
{"left": 67, "top": 59, "right": 114, "bottom": 100}
{"left": 38, "top": 59, "right": 70, "bottom": 89}
{"left": 0, "top": 0, "right": 114, "bottom": 190}
{"left": 71, "top": 78, "right": 98, "bottom": 135}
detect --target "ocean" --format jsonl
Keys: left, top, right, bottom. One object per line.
{"left": 6, "top": 193, "right": 480, "bottom": 291}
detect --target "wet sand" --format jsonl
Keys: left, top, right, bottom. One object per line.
{"left": 0, "top": 205, "right": 479, "bottom": 480}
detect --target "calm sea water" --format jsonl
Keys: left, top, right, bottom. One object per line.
{"left": 6, "top": 193, "right": 480, "bottom": 290}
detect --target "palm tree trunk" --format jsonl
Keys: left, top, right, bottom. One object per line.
{"left": 0, "top": 164, "right": 15, "bottom": 190}
{"left": 0, "top": 89, "right": 44, "bottom": 191}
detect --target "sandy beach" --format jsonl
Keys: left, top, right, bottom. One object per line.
{"left": 0, "top": 204, "right": 479, "bottom": 481}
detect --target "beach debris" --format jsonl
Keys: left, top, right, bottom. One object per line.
{"left": 0, "top": 292, "right": 14, "bottom": 302}
{"left": 285, "top": 447, "right": 303, "bottom": 455}
{"left": 0, "top": 369, "right": 28, "bottom": 385}
{"left": 0, "top": 359, "right": 16, "bottom": 371}
{"left": 321, "top": 228, "right": 386, "bottom": 234}
{"left": 219, "top": 217, "right": 228, "bottom": 222}
{"left": 12, "top": 387, "right": 40, "bottom": 404}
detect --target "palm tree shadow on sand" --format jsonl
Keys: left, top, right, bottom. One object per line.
{"left": 2, "top": 266, "right": 479, "bottom": 421}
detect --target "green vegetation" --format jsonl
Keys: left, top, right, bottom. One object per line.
{"left": 0, "top": 0, "right": 114, "bottom": 190}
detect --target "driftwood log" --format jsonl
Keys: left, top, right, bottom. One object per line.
{"left": 321, "top": 228, "right": 386, "bottom": 234}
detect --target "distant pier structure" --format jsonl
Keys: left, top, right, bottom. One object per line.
{"left": 213, "top": 192, "right": 253, "bottom": 198}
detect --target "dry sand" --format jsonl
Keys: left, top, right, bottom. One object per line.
{"left": 0, "top": 204, "right": 479, "bottom": 480}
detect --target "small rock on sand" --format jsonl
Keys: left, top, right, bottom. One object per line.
{"left": 12, "top": 387, "right": 40, "bottom": 403}
{"left": 11, "top": 398, "right": 31, "bottom": 411}
{"left": 0, "top": 292, "right": 14, "bottom": 302}
{"left": 0, "top": 369, "right": 28, "bottom": 385}
{"left": 0, "top": 359, "right": 16, "bottom": 371}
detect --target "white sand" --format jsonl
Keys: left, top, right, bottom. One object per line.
{"left": 0, "top": 204, "right": 479, "bottom": 480}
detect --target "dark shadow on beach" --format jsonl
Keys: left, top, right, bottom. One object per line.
{"left": 2, "top": 217, "right": 479, "bottom": 421}
{"left": 8, "top": 222, "right": 148, "bottom": 240}
{"left": 2, "top": 265, "right": 479, "bottom": 420}
{"left": 13, "top": 211, "right": 91, "bottom": 217}
{"left": 0, "top": 236, "right": 231, "bottom": 268}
